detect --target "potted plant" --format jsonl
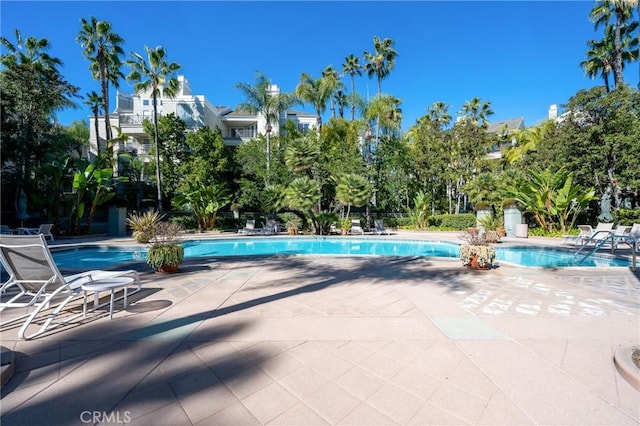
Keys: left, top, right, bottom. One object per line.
{"left": 459, "top": 229, "right": 496, "bottom": 270}
{"left": 230, "top": 203, "right": 243, "bottom": 219}
{"left": 283, "top": 214, "right": 302, "bottom": 235}
{"left": 146, "top": 221, "right": 185, "bottom": 273}
{"left": 339, "top": 217, "right": 352, "bottom": 235}
{"left": 126, "top": 209, "right": 164, "bottom": 243}
{"left": 477, "top": 213, "right": 504, "bottom": 243}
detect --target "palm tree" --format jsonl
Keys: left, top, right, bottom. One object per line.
{"left": 363, "top": 36, "right": 398, "bottom": 94}
{"left": 295, "top": 72, "right": 332, "bottom": 132}
{"left": 126, "top": 45, "right": 181, "bottom": 212}
{"left": 342, "top": 54, "right": 362, "bottom": 121}
{"left": 321, "top": 65, "right": 344, "bottom": 119}
{"left": 460, "top": 97, "right": 494, "bottom": 128}
{"left": 589, "top": 0, "right": 637, "bottom": 88}
{"left": 76, "top": 17, "right": 125, "bottom": 143}
{"left": 84, "top": 91, "right": 103, "bottom": 156}
{"left": 334, "top": 90, "right": 348, "bottom": 118}
{"left": 235, "top": 71, "right": 296, "bottom": 175}
{"left": 427, "top": 101, "right": 452, "bottom": 129}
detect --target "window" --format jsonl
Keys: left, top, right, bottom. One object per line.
{"left": 143, "top": 99, "right": 149, "bottom": 106}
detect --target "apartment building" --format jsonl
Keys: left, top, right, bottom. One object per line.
{"left": 88, "top": 75, "right": 317, "bottom": 163}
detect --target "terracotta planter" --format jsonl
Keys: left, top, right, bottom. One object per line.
{"left": 468, "top": 254, "right": 490, "bottom": 270}
{"left": 157, "top": 264, "right": 179, "bottom": 273}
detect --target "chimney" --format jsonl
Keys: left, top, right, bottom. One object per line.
{"left": 548, "top": 104, "right": 558, "bottom": 120}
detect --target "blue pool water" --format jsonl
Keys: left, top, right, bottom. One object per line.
{"left": 50, "top": 237, "right": 632, "bottom": 269}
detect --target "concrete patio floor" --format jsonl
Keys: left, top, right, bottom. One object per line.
{"left": 1, "top": 231, "right": 639, "bottom": 425}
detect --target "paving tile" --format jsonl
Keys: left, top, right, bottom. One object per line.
{"left": 268, "top": 403, "right": 329, "bottom": 425}
{"left": 388, "top": 365, "right": 441, "bottom": 400}
{"left": 366, "top": 382, "right": 424, "bottom": 424}
{"left": 338, "top": 403, "right": 397, "bottom": 425}
{"left": 358, "top": 351, "right": 404, "bottom": 381}
{"left": 169, "top": 369, "right": 237, "bottom": 424}
{"left": 306, "top": 351, "right": 354, "bottom": 380}
{"left": 196, "top": 401, "right": 260, "bottom": 425}
{"left": 335, "top": 366, "right": 386, "bottom": 400}
{"left": 407, "top": 402, "right": 467, "bottom": 425}
{"left": 222, "top": 365, "right": 274, "bottom": 399}
{"left": 260, "top": 351, "right": 304, "bottom": 380}
{"left": 279, "top": 367, "right": 329, "bottom": 399}
{"left": 427, "top": 382, "right": 490, "bottom": 424}
{"left": 304, "top": 382, "right": 361, "bottom": 424}
{"left": 430, "top": 316, "right": 507, "bottom": 340}
{"left": 241, "top": 382, "right": 300, "bottom": 424}
{"left": 129, "top": 400, "right": 192, "bottom": 426}
{"left": 116, "top": 381, "right": 177, "bottom": 421}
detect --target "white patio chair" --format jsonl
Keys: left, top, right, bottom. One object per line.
{"left": 350, "top": 219, "right": 364, "bottom": 235}
{"left": 0, "top": 234, "right": 141, "bottom": 339}
{"left": 17, "top": 224, "right": 54, "bottom": 241}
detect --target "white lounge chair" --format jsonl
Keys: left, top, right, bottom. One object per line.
{"left": 17, "top": 223, "right": 54, "bottom": 241}
{"left": 0, "top": 234, "right": 141, "bottom": 339}
{"left": 350, "top": 219, "right": 364, "bottom": 235}
{"left": 238, "top": 219, "right": 261, "bottom": 235}
{"left": 374, "top": 219, "right": 389, "bottom": 235}
{"left": 263, "top": 219, "right": 279, "bottom": 235}
{"left": 615, "top": 223, "right": 640, "bottom": 251}
{"left": 0, "top": 225, "right": 14, "bottom": 235}
{"left": 570, "top": 223, "right": 613, "bottom": 246}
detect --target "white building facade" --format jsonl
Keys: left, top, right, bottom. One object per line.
{"left": 88, "top": 76, "right": 318, "bottom": 163}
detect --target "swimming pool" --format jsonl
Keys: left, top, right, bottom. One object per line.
{"left": 50, "top": 237, "right": 632, "bottom": 269}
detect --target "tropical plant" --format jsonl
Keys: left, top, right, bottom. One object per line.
{"left": 235, "top": 72, "right": 296, "bottom": 176}
{"left": 363, "top": 36, "right": 398, "bottom": 94}
{"left": 408, "top": 190, "right": 431, "bottom": 229}
{"left": 173, "top": 181, "right": 230, "bottom": 232}
{"left": 126, "top": 45, "right": 181, "bottom": 212}
{"left": 335, "top": 173, "right": 371, "bottom": 219}
{"left": 76, "top": 17, "right": 125, "bottom": 143}
{"left": 282, "top": 213, "right": 302, "bottom": 234}
{"left": 459, "top": 97, "right": 494, "bottom": 128}
{"left": 321, "top": 65, "right": 344, "bottom": 119}
{"left": 508, "top": 168, "right": 598, "bottom": 233}
{"left": 295, "top": 72, "right": 332, "bottom": 132}
{"left": 146, "top": 221, "right": 184, "bottom": 271}
{"left": 84, "top": 90, "right": 103, "bottom": 156}
{"left": 127, "top": 209, "right": 164, "bottom": 243}
{"left": 70, "top": 161, "right": 125, "bottom": 234}
{"left": 342, "top": 53, "right": 362, "bottom": 121}
{"left": 589, "top": 0, "right": 639, "bottom": 88}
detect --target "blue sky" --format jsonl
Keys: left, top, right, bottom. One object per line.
{"left": 2, "top": 1, "right": 638, "bottom": 130}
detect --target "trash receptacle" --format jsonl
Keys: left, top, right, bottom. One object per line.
{"left": 515, "top": 223, "right": 528, "bottom": 238}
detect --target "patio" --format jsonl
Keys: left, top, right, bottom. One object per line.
{"left": 1, "top": 231, "right": 639, "bottom": 425}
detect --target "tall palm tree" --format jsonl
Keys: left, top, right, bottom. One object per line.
{"left": 363, "top": 36, "right": 398, "bottom": 94}
{"left": 295, "top": 72, "right": 332, "bottom": 132}
{"left": 589, "top": 0, "right": 637, "bottom": 88}
{"left": 84, "top": 91, "right": 103, "bottom": 156}
{"left": 427, "top": 101, "right": 452, "bottom": 130}
{"left": 321, "top": 65, "right": 344, "bottom": 119}
{"left": 334, "top": 90, "right": 348, "bottom": 118}
{"left": 76, "top": 17, "right": 124, "bottom": 143}
{"left": 126, "top": 45, "right": 181, "bottom": 212}
{"left": 342, "top": 53, "right": 362, "bottom": 120}
{"left": 460, "top": 97, "right": 494, "bottom": 128}
{"left": 235, "top": 71, "right": 296, "bottom": 175}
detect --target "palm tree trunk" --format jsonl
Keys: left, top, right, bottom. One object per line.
{"left": 613, "top": 8, "right": 625, "bottom": 87}
{"left": 152, "top": 91, "right": 163, "bottom": 212}
{"left": 350, "top": 75, "right": 356, "bottom": 121}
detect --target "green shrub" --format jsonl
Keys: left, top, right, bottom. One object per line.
{"left": 169, "top": 214, "right": 198, "bottom": 231}
{"left": 127, "top": 210, "right": 164, "bottom": 243}
{"left": 619, "top": 208, "right": 640, "bottom": 225}
{"left": 434, "top": 213, "right": 476, "bottom": 230}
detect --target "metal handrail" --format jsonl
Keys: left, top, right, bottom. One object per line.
{"left": 574, "top": 230, "right": 614, "bottom": 260}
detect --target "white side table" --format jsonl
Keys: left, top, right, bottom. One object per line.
{"left": 82, "top": 277, "right": 135, "bottom": 320}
